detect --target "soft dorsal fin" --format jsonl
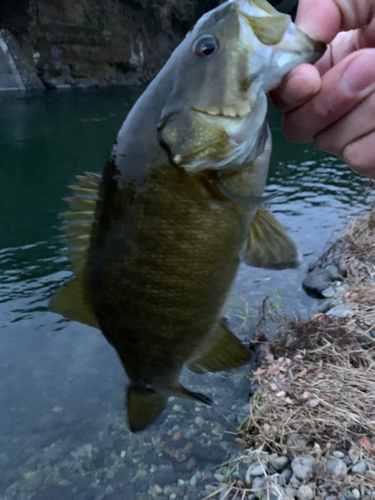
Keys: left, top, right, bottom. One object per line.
{"left": 188, "top": 318, "right": 250, "bottom": 373}
{"left": 49, "top": 172, "right": 102, "bottom": 328}
{"left": 241, "top": 205, "right": 300, "bottom": 270}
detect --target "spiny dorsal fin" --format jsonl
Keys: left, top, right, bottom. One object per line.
{"left": 60, "top": 172, "right": 101, "bottom": 272}
{"left": 188, "top": 318, "right": 250, "bottom": 373}
{"left": 50, "top": 172, "right": 102, "bottom": 328}
{"left": 241, "top": 205, "right": 301, "bottom": 270}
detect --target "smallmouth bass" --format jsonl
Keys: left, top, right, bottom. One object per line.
{"left": 51, "top": 0, "right": 325, "bottom": 432}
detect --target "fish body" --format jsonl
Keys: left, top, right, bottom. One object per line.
{"left": 51, "top": 0, "right": 325, "bottom": 432}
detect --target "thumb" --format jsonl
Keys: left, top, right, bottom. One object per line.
{"left": 296, "top": 0, "right": 375, "bottom": 43}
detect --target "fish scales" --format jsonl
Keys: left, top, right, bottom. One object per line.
{"left": 51, "top": 0, "right": 325, "bottom": 431}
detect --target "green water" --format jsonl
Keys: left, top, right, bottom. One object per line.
{"left": 0, "top": 88, "right": 371, "bottom": 500}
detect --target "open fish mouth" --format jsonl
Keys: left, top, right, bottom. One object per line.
{"left": 192, "top": 104, "right": 252, "bottom": 120}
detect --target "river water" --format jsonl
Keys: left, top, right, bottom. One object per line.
{"left": 0, "top": 88, "right": 372, "bottom": 500}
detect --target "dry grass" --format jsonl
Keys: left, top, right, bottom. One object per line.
{"left": 244, "top": 315, "right": 375, "bottom": 451}
{"left": 225, "top": 206, "right": 375, "bottom": 496}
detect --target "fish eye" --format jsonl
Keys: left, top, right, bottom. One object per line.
{"left": 193, "top": 35, "right": 220, "bottom": 58}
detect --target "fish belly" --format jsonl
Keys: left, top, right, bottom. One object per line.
{"left": 88, "top": 162, "right": 251, "bottom": 384}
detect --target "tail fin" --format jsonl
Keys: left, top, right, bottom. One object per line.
{"left": 127, "top": 385, "right": 167, "bottom": 433}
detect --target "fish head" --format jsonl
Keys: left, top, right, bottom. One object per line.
{"left": 158, "top": 0, "right": 325, "bottom": 172}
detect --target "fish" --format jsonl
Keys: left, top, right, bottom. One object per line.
{"left": 50, "top": 0, "right": 325, "bottom": 432}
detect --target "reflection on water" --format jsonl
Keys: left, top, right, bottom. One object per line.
{"left": 0, "top": 90, "right": 371, "bottom": 500}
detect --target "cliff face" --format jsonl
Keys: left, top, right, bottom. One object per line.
{"left": 0, "top": 0, "right": 296, "bottom": 89}
{"left": 3, "top": 0, "right": 221, "bottom": 88}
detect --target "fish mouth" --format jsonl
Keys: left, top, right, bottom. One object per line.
{"left": 192, "top": 106, "right": 251, "bottom": 120}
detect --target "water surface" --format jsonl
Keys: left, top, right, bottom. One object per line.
{"left": 0, "top": 89, "right": 371, "bottom": 500}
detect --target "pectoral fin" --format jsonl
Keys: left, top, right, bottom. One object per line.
{"left": 188, "top": 319, "right": 250, "bottom": 373}
{"left": 241, "top": 205, "right": 300, "bottom": 270}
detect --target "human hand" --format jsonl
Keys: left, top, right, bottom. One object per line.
{"left": 271, "top": 0, "right": 375, "bottom": 179}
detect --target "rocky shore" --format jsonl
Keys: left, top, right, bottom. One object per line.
{"left": 219, "top": 206, "right": 375, "bottom": 500}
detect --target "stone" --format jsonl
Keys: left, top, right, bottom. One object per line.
{"left": 352, "top": 461, "right": 368, "bottom": 474}
{"left": 348, "top": 448, "right": 360, "bottom": 465}
{"left": 322, "top": 286, "right": 336, "bottom": 298}
{"left": 279, "top": 467, "right": 293, "bottom": 484}
{"left": 252, "top": 477, "right": 264, "bottom": 490}
{"left": 153, "top": 467, "right": 177, "bottom": 487}
{"left": 327, "top": 304, "right": 353, "bottom": 317}
{"left": 214, "top": 473, "right": 225, "bottom": 482}
{"left": 248, "top": 495, "right": 256, "bottom": 500}
{"left": 287, "top": 434, "right": 308, "bottom": 448}
{"left": 316, "top": 300, "right": 334, "bottom": 313}
{"left": 250, "top": 465, "right": 265, "bottom": 477}
{"left": 297, "top": 485, "right": 314, "bottom": 500}
{"left": 325, "top": 265, "right": 342, "bottom": 280}
{"left": 332, "top": 451, "right": 345, "bottom": 458}
{"left": 325, "top": 458, "right": 347, "bottom": 478}
{"left": 285, "top": 487, "right": 298, "bottom": 497}
{"left": 302, "top": 269, "right": 332, "bottom": 297}
{"left": 291, "top": 455, "right": 315, "bottom": 480}
{"left": 289, "top": 474, "right": 301, "bottom": 487}
{"left": 299, "top": 308, "right": 314, "bottom": 321}
{"left": 352, "top": 490, "right": 360, "bottom": 500}
{"left": 269, "top": 455, "right": 290, "bottom": 472}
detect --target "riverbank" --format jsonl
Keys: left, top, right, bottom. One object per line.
{"left": 215, "top": 205, "right": 375, "bottom": 500}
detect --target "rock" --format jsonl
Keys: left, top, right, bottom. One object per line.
{"left": 242, "top": 403, "right": 251, "bottom": 413}
{"left": 153, "top": 467, "right": 177, "bottom": 487}
{"left": 279, "top": 467, "right": 293, "bottom": 484}
{"left": 214, "top": 473, "right": 225, "bottom": 482}
{"left": 325, "top": 458, "right": 347, "bottom": 478}
{"left": 352, "top": 461, "right": 368, "bottom": 474}
{"left": 352, "top": 489, "right": 360, "bottom": 500}
{"left": 269, "top": 455, "right": 290, "bottom": 472}
{"left": 327, "top": 304, "right": 353, "bottom": 317}
{"left": 134, "top": 475, "right": 150, "bottom": 493}
{"left": 248, "top": 495, "right": 256, "bottom": 500}
{"left": 332, "top": 451, "right": 345, "bottom": 458}
{"left": 302, "top": 269, "right": 332, "bottom": 297}
{"left": 316, "top": 300, "right": 335, "bottom": 313}
{"left": 252, "top": 477, "right": 264, "bottom": 490}
{"left": 348, "top": 448, "right": 360, "bottom": 464}
{"left": 297, "top": 485, "right": 314, "bottom": 500}
{"left": 291, "top": 455, "right": 315, "bottom": 480}
{"left": 285, "top": 487, "right": 298, "bottom": 497}
{"left": 190, "top": 475, "right": 197, "bottom": 486}
{"left": 250, "top": 465, "right": 265, "bottom": 477}
{"left": 322, "top": 286, "right": 336, "bottom": 298}
{"left": 287, "top": 435, "right": 308, "bottom": 448}
{"left": 325, "top": 265, "right": 342, "bottom": 281}
{"left": 343, "top": 457, "right": 352, "bottom": 466}
{"left": 289, "top": 474, "right": 301, "bottom": 487}
{"left": 299, "top": 308, "right": 315, "bottom": 321}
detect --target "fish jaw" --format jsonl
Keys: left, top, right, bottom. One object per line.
{"left": 236, "top": 0, "right": 326, "bottom": 93}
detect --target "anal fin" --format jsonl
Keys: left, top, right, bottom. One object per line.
{"left": 188, "top": 319, "right": 250, "bottom": 373}
{"left": 241, "top": 205, "right": 300, "bottom": 270}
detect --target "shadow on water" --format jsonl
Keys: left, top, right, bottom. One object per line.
{"left": 0, "top": 90, "right": 372, "bottom": 500}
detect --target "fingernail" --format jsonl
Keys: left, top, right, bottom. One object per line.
{"left": 342, "top": 50, "right": 375, "bottom": 93}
